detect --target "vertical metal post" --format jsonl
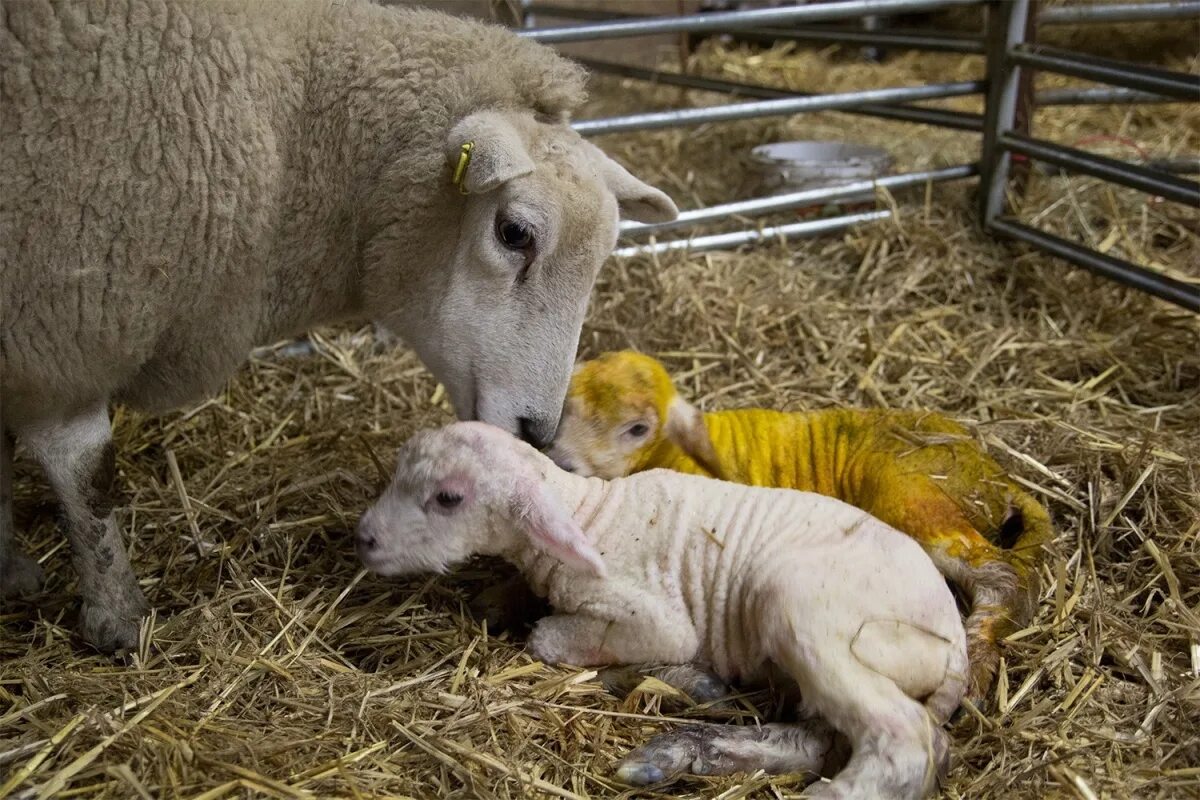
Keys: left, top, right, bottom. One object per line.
{"left": 978, "top": 0, "right": 1031, "bottom": 224}
{"left": 1009, "top": 1, "right": 1038, "bottom": 199}
{"left": 519, "top": 0, "right": 535, "bottom": 29}
{"left": 861, "top": 14, "right": 886, "bottom": 62}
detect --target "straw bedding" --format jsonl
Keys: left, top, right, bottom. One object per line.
{"left": 1, "top": 7, "right": 1197, "bottom": 800}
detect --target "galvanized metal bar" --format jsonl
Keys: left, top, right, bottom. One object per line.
{"left": 988, "top": 218, "right": 1200, "bottom": 311}
{"left": 1035, "top": 86, "right": 1176, "bottom": 105}
{"left": 518, "top": 0, "right": 983, "bottom": 43}
{"left": 732, "top": 25, "right": 986, "bottom": 54}
{"left": 979, "top": 0, "right": 1031, "bottom": 223}
{"left": 613, "top": 210, "right": 892, "bottom": 258}
{"left": 1000, "top": 132, "right": 1200, "bottom": 206}
{"left": 528, "top": 0, "right": 984, "bottom": 55}
{"left": 578, "top": 58, "right": 984, "bottom": 131}
{"left": 530, "top": 3, "right": 986, "bottom": 52}
{"left": 620, "top": 164, "right": 977, "bottom": 237}
{"left": 1010, "top": 44, "right": 1200, "bottom": 100}
{"left": 1038, "top": 1, "right": 1200, "bottom": 24}
{"left": 526, "top": 3, "right": 623, "bottom": 22}
{"left": 1145, "top": 157, "right": 1200, "bottom": 175}
{"left": 572, "top": 80, "right": 983, "bottom": 136}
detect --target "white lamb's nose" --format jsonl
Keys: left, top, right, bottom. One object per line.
{"left": 355, "top": 516, "right": 379, "bottom": 555}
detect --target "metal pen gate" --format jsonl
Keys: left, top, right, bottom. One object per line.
{"left": 508, "top": 1, "right": 1200, "bottom": 312}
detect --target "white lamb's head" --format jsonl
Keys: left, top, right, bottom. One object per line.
{"left": 370, "top": 111, "right": 678, "bottom": 451}
{"left": 356, "top": 421, "right": 605, "bottom": 579}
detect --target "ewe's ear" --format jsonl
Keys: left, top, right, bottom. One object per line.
{"left": 663, "top": 396, "right": 725, "bottom": 480}
{"left": 447, "top": 111, "right": 535, "bottom": 194}
{"left": 589, "top": 145, "right": 678, "bottom": 223}
{"left": 510, "top": 477, "right": 606, "bottom": 577}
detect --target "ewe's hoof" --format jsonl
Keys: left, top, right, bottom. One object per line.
{"left": 1, "top": 551, "right": 45, "bottom": 599}
{"left": 79, "top": 599, "right": 147, "bottom": 654}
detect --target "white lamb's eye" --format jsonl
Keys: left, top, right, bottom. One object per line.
{"left": 625, "top": 422, "right": 650, "bottom": 438}
{"left": 435, "top": 491, "right": 463, "bottom": 509}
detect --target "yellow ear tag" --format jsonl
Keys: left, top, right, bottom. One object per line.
{"left": 451, "top": 141, "right": 474, "bottom": 195}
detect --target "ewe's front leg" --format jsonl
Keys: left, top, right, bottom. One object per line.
{"left": 2, "top": 428, "right": 45, "bottom": 599}
{"left": 23, "top": 404, "right": 147, "bottom": 652}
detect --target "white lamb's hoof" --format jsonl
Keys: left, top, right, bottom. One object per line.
{"left": 616, "top": 760, "right": 668, "bottom": 786}
{"left": 614, "top": 725, "right": 732, "bottom": 785}
{"left": 668, "top": 668, "right": 729, "bottom": 704}
{"left": 1, "top": 551, "right": 45, "bottom": 599}
{"left": 802, "top": 780, "right": 847, "bottom": 799}
{"left": 526, "top": 619, "right": 570, "bottom": 665}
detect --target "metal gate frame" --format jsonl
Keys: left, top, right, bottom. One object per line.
{"left": 513, "top": 0, "right": 1200, "bottom": 311}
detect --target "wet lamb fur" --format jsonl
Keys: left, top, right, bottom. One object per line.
{"left": 0, "top": 0, "right": 676, "bottom": 652}
{"left": 358, "top": 422, "right": 969, "bottom": 797}
{"left": 549, "top": 351, "right": 1054, "bottom": 701}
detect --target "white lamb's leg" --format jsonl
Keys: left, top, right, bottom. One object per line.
{"left": 527, "top": 580, "right": 701, "bottom": 667}
{"left": 778, "top": 649, "right": 948, "bottom": 800}
{"left": 599, "top": 662, "right": 731, "bottom": 706}
{"left": 615, "top": 719, "right": 845, "bottom": 786}
{"left": 528, "top": 609, "right": 699, "bottom": 667}
{"left": 22, "top": 403, "right": 147, "bottom": 652}
{"left": 1, "top": 426, "right": 45, "bottom": 599}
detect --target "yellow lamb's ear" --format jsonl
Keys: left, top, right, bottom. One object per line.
{"left": 663, "top": 396, "right": 725, "bottom": 480}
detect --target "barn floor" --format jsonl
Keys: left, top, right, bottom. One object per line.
{"left": 2, "top": 11, "right": 1198, "bottom": 800}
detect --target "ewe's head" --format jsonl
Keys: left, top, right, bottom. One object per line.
{"left": 547, "top": 352, "right": 722, "bottom": 479}
{"left": 356, "top": 421, "right": 605, "bottom": 579}
{"left": 371, "top": 109, "right": 677, "bottom": 452}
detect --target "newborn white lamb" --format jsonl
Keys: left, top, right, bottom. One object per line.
{"left": 358, "top": 421, "right": 967, "bottom": 798}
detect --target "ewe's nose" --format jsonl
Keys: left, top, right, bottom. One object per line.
{"left": 518, "top": 415, "right": 557, "bottom": 450}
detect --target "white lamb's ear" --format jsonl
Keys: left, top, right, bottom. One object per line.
{"left": 446, "top": 111, "right": 535, "bottom": 194}
{"left": 510, "top": 477, "right": 605, "bottom": 577}
{"left": 663, "top": 395, "right": 725, "bottom": 480}
{"left": 590, "top": 145, "right": 679, "bottom": 223}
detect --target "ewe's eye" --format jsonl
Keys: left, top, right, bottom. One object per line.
{"left": 624, "top": 422, "right": 650, "bottom": 439}
{"left": 496, "top": 218, "right": 535, "bottom": 251}
{"left": 435, "top": 491, "right": 463, "bottom": 509}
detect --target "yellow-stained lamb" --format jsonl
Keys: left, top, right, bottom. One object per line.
{"left": 548, "top": 350, "right": 1053, "bottom": 699}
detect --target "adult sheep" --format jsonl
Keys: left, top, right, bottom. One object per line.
{"left": 0, "top": 0, "right": 677, "bottom": 652}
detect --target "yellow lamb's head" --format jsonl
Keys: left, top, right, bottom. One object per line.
{"left": 547, "top": 351, "right": 720, "bottom": 479}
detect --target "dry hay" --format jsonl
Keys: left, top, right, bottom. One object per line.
{"left": 2, "top": 10, "right": 1198, "bottom": 800}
